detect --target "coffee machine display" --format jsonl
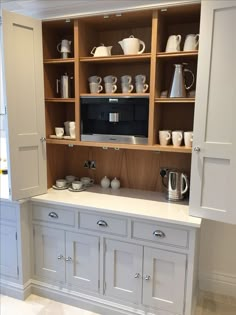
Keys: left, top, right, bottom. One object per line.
{"left": 160, "top": 168, "right": 189, "bottom": 201}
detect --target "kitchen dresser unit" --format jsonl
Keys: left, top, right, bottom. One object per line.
{"left": 29, "top": 188, "right": 201, "bottom": 315}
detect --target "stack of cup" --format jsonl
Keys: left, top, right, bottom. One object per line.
{"left": 88, "top": 76, "right": 103, "bottom": 93}
{"left": 64, "top": 121, "right": 75, "bottom": 138}
{"left": 104, "top": 75, "right": 117, "bottom": 94}
{"left": 135, "top": 74, "right": 149, "bottom": 93}
{"left": 121, "top": 75, "right": 133, "bottom": 93}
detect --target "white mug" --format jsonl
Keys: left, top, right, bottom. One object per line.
{"left": 89, "top": 82, "right": 103, "bottom": 93}
{"left": 135, "top": 82, "right": 148, "bottom": 93}
{"left": 172, "top": 130, "right": 183, "bottom": 146}
{"left": 121, "top": 75, "right": 132, "bottom": 84}
{"left": 72, "top": 180, "right": 83, "bottom": 190}
{"left": 184, "top": 131, "right": 193, "bottom": 147}
{"left": 159, "top": 130, "right": 171, "bottom": 146}
{"left": 183, "top": 34, "right": 199, "bottom": 51}
{"left": 105, "top": 82, "right": 117, "bottom": 94}
{"left": 80, "top": 177, "right": 94, "bottom": 186}
{"left": 165, "top": 35, "right": 181, "bottom": 52}
{"left": 56, "top": 179, "right": 67, "bottom": 188}
{"left": 65, "top": 175, "right": 76, "bottom": 183}
{"left": 135, "top": 74, "right": 146, "bottom": 83}
{"left": 103, "top": 75, "right": 117, "bottom": 84}
{"left": 88, "top": 76, "right": 102, "bottom": 84}
{"left": 55, "top": 127, "right": 64, "bottom": 137}
{"left": 121, "top": 83, "right": 133, "bottom": 93}
{"left": 57, "top": 39, "right": 72, "bottom": 53}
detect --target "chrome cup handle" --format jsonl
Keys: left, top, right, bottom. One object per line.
{"left": 181, "top": 173, "right": 189, "bottom": 195}
{"left": 184, "top": 68, "right": 195, "bottom": 91}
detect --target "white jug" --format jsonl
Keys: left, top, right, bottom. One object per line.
{"left": 118, "top": 35, "right": 145, "bottom": 55}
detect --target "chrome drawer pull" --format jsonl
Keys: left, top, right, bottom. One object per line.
{"left": 48, "top": 212, "right": 58, "bottom": 219}
{"left": 144, "top": 275, "right": 151, "bottom": 281}
{"left": 97, "top": 220, "right": 108, "bottom": 227}
{"left": 65, "top": 256, "right": 72, "bottom": 262}
{"left": 57, "top": 254, "right": 64, "bottom": 260}
{"left": 134, "top": 273, "right": 141, "bottom": 279}
{"left": 153, "top": 230, "right": 166, "bottom": 238}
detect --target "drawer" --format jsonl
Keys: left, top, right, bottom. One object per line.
{"left": 79, "top": 212, "right": 127, "bottom": 236}
{"left": 32, "top": 204, "right": 75, "bottom": 227}
{"left": 0, "top": 203, "right": 16, "bottom": 222}
{"left": 132, "top": 221, "right": 188, "bottom": 248}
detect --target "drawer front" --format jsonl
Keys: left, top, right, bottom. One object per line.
{"left": 132, "top": 221, "right": 188, "bottom": 248}
{"left": 0, "top": 203, "right": 17, "bottom": 222}
{"left": 32, "top": 204, "right": 75, "bottom": 227}
{"left": 79, "top": 212, "right": 127, "bottom": 236}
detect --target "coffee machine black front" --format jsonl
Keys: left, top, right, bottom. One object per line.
{"left": 80, "top": 97, "right": 149, "bottom": 144}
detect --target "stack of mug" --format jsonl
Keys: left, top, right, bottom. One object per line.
{"left": 88, "top": 76, "right": 103, "bottom": 93}
{"left": 104, "top": 75, "right": 117, "bottom": 93}
{"left": 121, "top": 75, "right": 133, "bottom": 93}
{"left": 135, "top": 74, "right": 149, "bottom": 93}
{"left": 165, "top": 34, "right": 199, "bottom": 52}
{"left": 159, "top": 130, "right": 193, "bottom": 147}
{"left": 54, "top": 121, "right": 75, "bottom": 139}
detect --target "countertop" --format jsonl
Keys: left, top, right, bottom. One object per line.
{"left": 32, "top": 186, "right": 201, "bottom": 228}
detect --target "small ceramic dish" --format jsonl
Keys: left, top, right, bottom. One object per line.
{"left": 68, "top": 187, "right": 86, "bottom": 192}
{"left": 52, "top": 185, "right": 69, "bottom": 190}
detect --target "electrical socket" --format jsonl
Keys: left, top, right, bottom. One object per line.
{"left": 84, "top": 160, "right": 90, "bottom": 168}
{"left": 160, "top": 167, "right": 168, "bottom": 177}
{"left": 90, "top": 160, "right": 96, "bottom": 170}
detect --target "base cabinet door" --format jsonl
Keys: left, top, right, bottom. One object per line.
{"left": 66, "top": 232, "right": 100, "bottom": 292}
{"left": 104, "top": 239, "right": 142, "bottom": 304}
{"left": 33, "top": 225, "right": 65, "bottom": 282}
{"left": 143, "top": 247, "right": 186, "bottom": 314}
{"left": 0, "top": 225, "right": 18, "bottom": 278}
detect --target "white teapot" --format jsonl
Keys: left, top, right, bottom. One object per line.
{"left": 118, "top": 35, "right": 145, "bottom": 55}
{"left": 90, "top": 44, "right": 112, "bottom": 57}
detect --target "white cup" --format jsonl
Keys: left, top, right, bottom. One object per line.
{"left": 159, "top": 130, "right": 171, "bottom": 146}
{"left": 172, "top": 130, "right": 183, "bottom": 146}
{"left": 121, "top": 83, "right": 134, "bottom": 93}
{"left": 57, "top": 39, "right": 71, "bottom": 53}
{"left": 165, "top": 35, "right": 181, "bottom": 52}
{"left": 135, "top": 74, "right": 146, "bottom": 83}
{"left": 135, "top": 82, "right": 148, "bottom": 93}
{"left": 88, "top": 76, "right": 102, "bottom": 84}
{"left": 65, "top": 175, "right": 76, "bottom": 183}
{"left": 103, "top": 75, "right": 117, "bottom": 84}
{"left": 80, "top": 177, "right": 94, "bottom": 186}
{"left": 55, "top": 127, "right": 64, "bottom": 137}
{"left": 183, "top": 34, "right": 199, "bottom": 51}
{"left": 56, "top": 179, "right": 67, "bottom": 188}
{"left": 89, "top": 82, "right": 103, "bottom": 93}
{"left": 105, "top": 82, "right": 117, "bottom": 93}
{"left": 72, "top": 180, "right": 83, "bottom": 190}
{"left": 121, "top": 75, "right": 132, "bottom": 84}
{"left": 184, "top": 131, "right": 193, "bottom": 147}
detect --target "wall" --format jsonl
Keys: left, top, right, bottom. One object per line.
{"left": 199, "top": 220, "right": 236, "bottom": 297}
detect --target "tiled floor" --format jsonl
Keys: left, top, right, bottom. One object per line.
{"left": 0, "top": 291, "right": 236, "bottom": 315}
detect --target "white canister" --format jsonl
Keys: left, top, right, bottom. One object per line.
{"left": 101, "top": 176, "right": 110, "bottom": 188}
{"left": 111, "top": 177, "right": 120, "bottom": 189}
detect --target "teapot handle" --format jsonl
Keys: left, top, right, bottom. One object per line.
{"left": 138, "top": 40, "right": 145, "bottom": 54}
{"left": 195, "top": 34, "right": 200, "bottom": 49}
{"left": 57, "top": 43, "right": 62, "bottom": 53}
{"left": 181, "top": 173, "right": 189, "bottom": 195}
{"left": 184, "top": 69, "right": 195, "bottom": 91}
{"left": 90, "top": 47, "right": 96, "bottom": 55}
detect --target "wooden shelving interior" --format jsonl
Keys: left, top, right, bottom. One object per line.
{"left": 80, "top": 93, "right": 149, "bottom": 97}
{"left": 155, "top": 98, "right": 195, "bottom": 103}
{"left": 80, "top": 53, "right": 151, "bottom": 63}
{"left": 44, "top": 58, "right": 75, "bottom": 64}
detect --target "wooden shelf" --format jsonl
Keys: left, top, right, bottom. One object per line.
{"left": 152, "top": 145, "right": 192, "bottom": 154}
{"left": 46, "top": 138, "right": 77, "bottom": 145}
{"left": 155, "top": 98, "right": 195, "bottom": 103}
{"left": 44, "top": 58, "right": 75, "bottom": 64}
{"left": 80, "top": 53, "right": 151, "bottom": 63}
{"left": 80, "top": 93, "right": 149, "bottom": 98}
{"left": 45, "top": 98, "right": 75, "bottom": 103}
{"left": 157, "top": 51, "right": 198, "bottom": 59}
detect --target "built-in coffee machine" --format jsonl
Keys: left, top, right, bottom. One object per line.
{"left": 80, "top": 96, "right": 149, "bottom": 144}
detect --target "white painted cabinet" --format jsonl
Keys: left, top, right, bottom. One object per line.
{"left": 1, "top": 10, "right": 46, "bottom": 200}
{"left": 190, "top": 0, "right": 236, "bottom": 224}
{"left": 104, "top": 239, "right": 142, "bottom": 304}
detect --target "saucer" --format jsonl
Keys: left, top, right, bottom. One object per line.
{"left": 50, "top": 135, "right": 63, "bottom": 139}
{"left": 68, "top": 187, "right": 86, "bottom": 192}
{"left": 64, "top": 136, "right": 76, "bottom": 140}
{"left": 52, "top": 185, "right": 69, "bottom": 190}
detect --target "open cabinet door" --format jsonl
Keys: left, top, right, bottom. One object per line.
{"left": 2, "top": 10, "right": 47, "bottom": 200}
{"left": 189, "top": 1, "right": 236, "bottom": 224}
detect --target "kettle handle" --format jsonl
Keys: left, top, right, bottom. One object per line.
{"left": 138, "top": 40, "right": 145, "bottom": 54}
{"left": 184, "top": 68, "right": 195, "bottom": 91}
{"left": 57, "top": 43, "right": 62, "bottom": 53}
{"left": 181, "top": 173, "right": 189, "bottom": 195}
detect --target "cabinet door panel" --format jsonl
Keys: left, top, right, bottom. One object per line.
{"left": 33, "top": 225, "right": 65, "bottom": 282}
{"left": 2, "top": 10, "right": 46, "bottom": 200}
{"left": 143, "top": 247, "right": 186, "bottom": 314}
{"left": 104, "top": 239, "right": 142, "bottom": 304}
{"left": 0, "top": 225, "right": 18, "bottom": 278}
{"left": 66, "top": 232, "right": 99, "bottom": 292}
{"left": 190, "top": 1, "right": 236, "bottom": 224}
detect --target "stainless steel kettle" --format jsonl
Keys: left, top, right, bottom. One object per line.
{"left": 169, "top": 64, "right": 195, "bottom": 98}
{"left": 56, "top": 73, "right": 73, "bottom": 98}
{"left": 160, "top": 168, "right": 189, "bottom": 201}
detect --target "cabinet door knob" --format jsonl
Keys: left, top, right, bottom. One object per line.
{"left": 40, "top": 137, "right": 46, "bottom": 142}
{"left": 65, "top": 256, "right": 72, "bottom": 261}
{"left": 153, "top": 230, "right": 166, "bottom": 238}
{"left": 97, "top": 220, "right": 108, "bottom": 227}
{"left": 194, "top": 146, "right": 200, "bottom": 152}
{"left": 57, "top": 254, "right": 64, "bottom": 260}
{"left": 48, "top": 212, "right": 58, "bottom": 219}
{"left": 144, "top": 275, "right": 151, "bottom": 281}
{"left": 134, "top": 273, "right": 141, "bottom": 279}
